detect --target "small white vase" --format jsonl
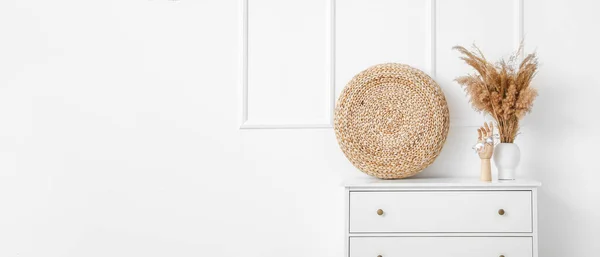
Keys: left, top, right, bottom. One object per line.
{"left": 494, "top": 143, "right": 521, "bottom": 180}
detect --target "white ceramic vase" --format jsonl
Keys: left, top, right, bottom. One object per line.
{"left": 494, "top": 143, "right": 521, "bottom": 180}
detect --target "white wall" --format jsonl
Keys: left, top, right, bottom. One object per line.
{"left": 0, "top": 0, "right": 598, "bottom": 256}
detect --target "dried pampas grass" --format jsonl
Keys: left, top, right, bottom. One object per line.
{"left": 454, "top": 44, "right": 539, "bottom": 143}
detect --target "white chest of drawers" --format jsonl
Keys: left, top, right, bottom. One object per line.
{"left": 344, "top": 178, "right": 541, "bottom": 257}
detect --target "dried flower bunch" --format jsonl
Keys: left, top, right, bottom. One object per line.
{"left": 454, "top": 44, "right": 539, "bottom": 143}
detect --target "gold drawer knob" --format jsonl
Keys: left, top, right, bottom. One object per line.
{"left": 377, "top": 255, "right": 383, "bottom": 257}
{"left": 499, "top": 255, "right": 505, "bottom": 257}
{"left": 498, "top": 209, "right": 505, "bottom": 215}
{"left": 376, "top": 209, "right": 384, "bottom": 216}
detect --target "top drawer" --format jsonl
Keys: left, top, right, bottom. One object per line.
{"left": 349, "top": 191, "right": 532, "bottom": 233}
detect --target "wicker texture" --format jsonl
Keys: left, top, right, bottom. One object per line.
{"left": 334, "top": 63, "right": 450, "bottom": 179}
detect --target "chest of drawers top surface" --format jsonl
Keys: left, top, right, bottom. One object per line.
{"left": 344, "top": 177, "right": 541, "bottom": 190}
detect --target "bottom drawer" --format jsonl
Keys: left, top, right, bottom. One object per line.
{"left": 350, "top": 237, "right": 532, "bottom": 257}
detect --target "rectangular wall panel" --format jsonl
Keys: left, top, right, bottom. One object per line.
{"left": 244, "top": 0, "right": 333, "bottom": 128}
{"left": 436, "top": 0, "right": 520, "bottom": 126}
{"left": 336, "top": 0, "right": 429, "bottom": 98}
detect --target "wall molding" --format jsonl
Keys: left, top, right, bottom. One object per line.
{"left": 239, "top": 0, "right": 248, "bottom": 128}
{"left": 239, "top": 0, "right": 524, "bottom": 129}
{"left": 515, "top": 0, "right": 525, "bottom": 59}
{"left": 239, "top": 0, "right": 336, "bottom": 130}
{"left": 441, "top": 0, "right": 525, "bottom": 128}
{"left": 427, "top": 0, "right": 437, "bottom": 78}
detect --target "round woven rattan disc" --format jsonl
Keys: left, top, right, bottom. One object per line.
{"left": 334, "top": 63, "right": 450, "bottom": 179}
